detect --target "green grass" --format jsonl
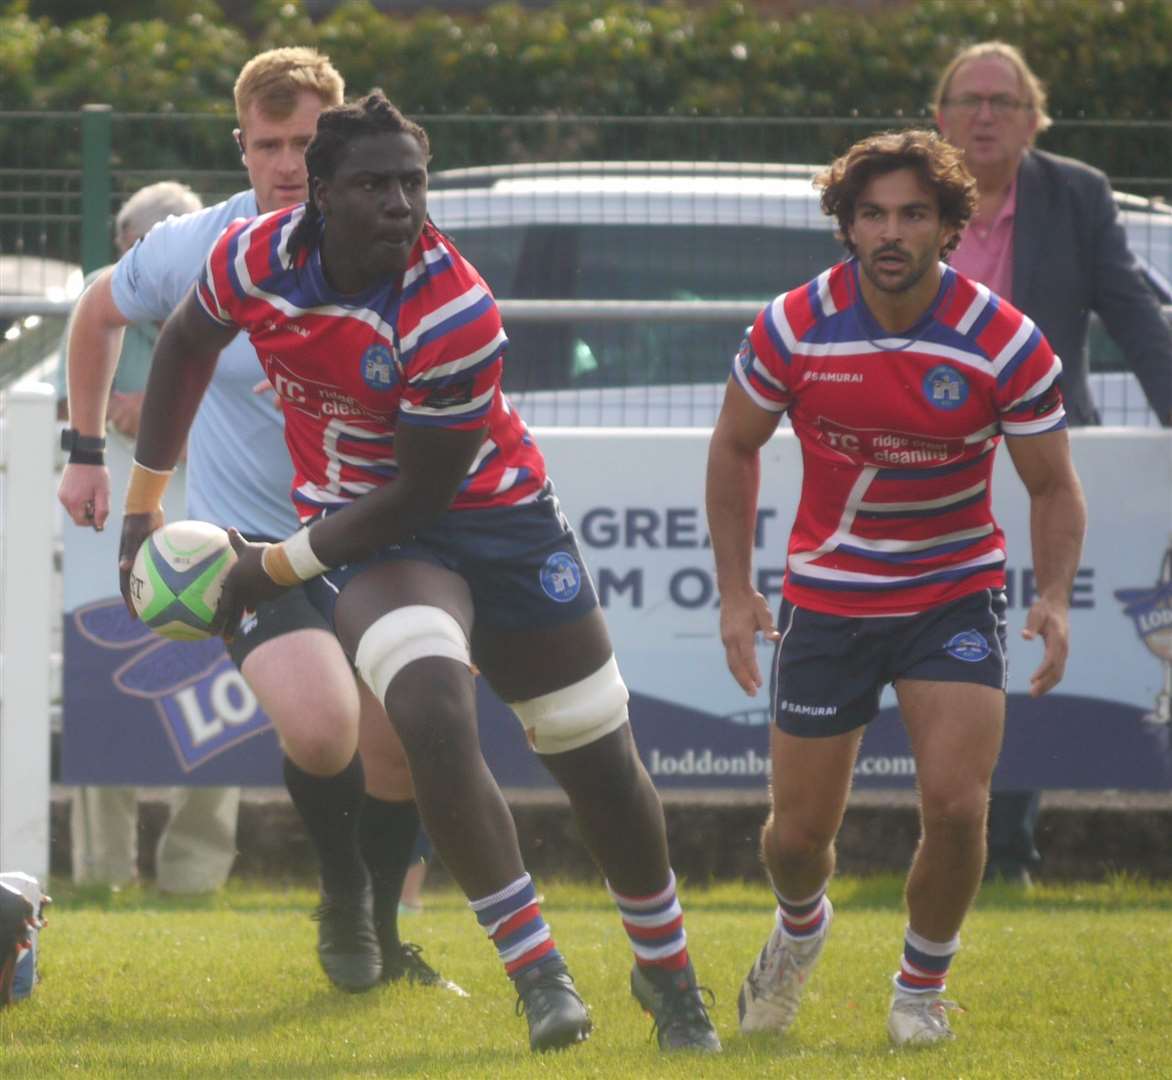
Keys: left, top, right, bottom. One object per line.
{"left": 2, "top": 876, "right": 1170, "bottom": 1078}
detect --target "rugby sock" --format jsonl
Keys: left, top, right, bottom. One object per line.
{"left": 893, "top": 926, "right": 958, "bottom": 995}
{"left": 774, "top": 883, "right": 830, "bottom": 941}
{"left": 283, "top": 752, "right": 367, "bottom": 897}
{"left": 608, "top": 869, "right": 689, "bottom": 971}
{"left": 357, "top": 796, "right": 420, "bottom": 950}
{"left": 470, "top": 873, "right": 560, "bottom": 980}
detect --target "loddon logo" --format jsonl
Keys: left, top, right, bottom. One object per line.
{"left": 1115, "top": 542, "right": 1172, "bottom": 725}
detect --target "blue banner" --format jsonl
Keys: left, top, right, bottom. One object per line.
{"left": 61, "top": 430, "right": 1172, "bottom": 791}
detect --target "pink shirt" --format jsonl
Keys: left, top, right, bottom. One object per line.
{"left": 951, "top": 175, "right": 1017, "bottom": 300}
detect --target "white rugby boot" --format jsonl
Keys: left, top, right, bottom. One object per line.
{"left": 737, "top": 898, "right": 832, "bottom": 1035}
{"left": 887, "top": 990, "right": 960, "bottom": 1046}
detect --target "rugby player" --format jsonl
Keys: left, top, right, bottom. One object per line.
{"left": 58, "top": 49, "right": 457, "bottom": 996}
{"left": 115, "top": 90, "right": 721, "bottom": 1055}
{"left": 706, "top": 129, "right": 1086, "bottom": 1046}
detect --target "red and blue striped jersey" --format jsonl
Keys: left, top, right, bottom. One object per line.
{"left": 196, "top": 206, "right": 546, "bottom": 521}
{"left": 734, "top": 258, "right": 1066, "bottom": 617}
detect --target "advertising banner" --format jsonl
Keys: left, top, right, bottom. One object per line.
{"left": 62, "top": 429, "right": 1172, "bottom": 791}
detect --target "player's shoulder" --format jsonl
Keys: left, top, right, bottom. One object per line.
{"left": 938, "top": 265, "right": 1038, "bottom": 340}
{"left": 403, "top": 221, "right": 496, "bottom": 313}
{"left": 144, "top": 189, "right": 260, "bottom": 257}
{"left": 759, "top": 259, "right": 853, "bottom": 342}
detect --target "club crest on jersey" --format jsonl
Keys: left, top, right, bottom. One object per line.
{"left": 923, "top": 365, "right": 968, "bottom": 410}
{"left": 735, "top": 336, "right": 757, "bottom": 374}
{"left": 944, "top": 630, "right": 990, "bottom": 663}
{"left": 360, "top": 344, "right": 397, "bottom": 391}
{"left": 540, "top": 552, "right": 581, "bottom": 603}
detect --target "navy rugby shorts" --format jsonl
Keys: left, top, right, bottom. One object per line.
{"left": 304, "top": 482, "right": 599, "bottom": 633}
{"left": 770, "top": 588, "right": 1009, "bottom": 737}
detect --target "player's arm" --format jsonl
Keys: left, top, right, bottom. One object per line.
{"left": 117, "top": 288, "right": 237, "bottom": 612}
{"left": 56, "top": 269, "right": 130, "bottom": 531}
{"left": 213, "top": 421, "right": 485, "bottom": 635}
{"left": 707, "top": 377, "right": 783, "bottom": 696}
{"left": 1004, "top": 428, "right": 1088, "bottom": 696}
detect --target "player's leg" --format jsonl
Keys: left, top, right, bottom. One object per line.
{"left": 473, "top": 600, "right": 718, "bottom": 1051}
{"left": 355, "top": 685, "right": 465, "bottom": 995}
{"left": 331, "top": 559, "right": 588, "bottom": 1050}
{"left": 232, "top": 610, "right": 381, "bottom": 992}
{"left": 886, "top": 588, "right": 1008, "bottom": 1046}
{"left": 738, "top": 601, "right": 879, "bottom": 1037}
{"left": 887, "top": 678, "right": 1003, "bottom": 1045}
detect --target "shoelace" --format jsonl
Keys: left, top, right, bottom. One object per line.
{"left": 897, "top": 996, "right": 963, "bottom": 1029}
{"left": 646, "top": 984, "right": 717, "bottom": 1045}
{"left": 395, "top": 942, "right": 438, "bottom": 981}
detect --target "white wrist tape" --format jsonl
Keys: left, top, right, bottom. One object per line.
{"left": 283, "top": 527, "right": 330, "bottom": 581}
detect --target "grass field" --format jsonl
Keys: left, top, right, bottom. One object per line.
{"left": 1, "top": 875, "right": 1169, "bottom": 1078}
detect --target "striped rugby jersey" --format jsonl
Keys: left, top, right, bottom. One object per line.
{"left": 197, "top": 206, "right": 546, "bottom": 521}
{"left": 734, "top": 258, "right": 1066, "bottom": 617}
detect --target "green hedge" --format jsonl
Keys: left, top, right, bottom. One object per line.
{"left": 1, "top": 0, "right": 1169, "bottom": 209}
{"left": 3, "top": 0, "right": 1170, "bottom": 118}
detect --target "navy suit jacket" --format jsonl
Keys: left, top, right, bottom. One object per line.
{"left": 1011, "top": 149, "right": 1172, "bottom": 426}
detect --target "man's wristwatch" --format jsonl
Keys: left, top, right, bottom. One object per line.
{"left": 60, "top": 428, "right": 107, "bottom": 466}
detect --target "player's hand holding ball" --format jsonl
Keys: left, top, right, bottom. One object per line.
{"left": 209, "top": 529, "right": 292, "bottom": 639}
{"left": 119, "top": 508, "right": 165, "bottom": 617}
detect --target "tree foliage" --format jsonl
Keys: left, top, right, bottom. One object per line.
{"left": 1, "top": 0, "right": 1167, "bottom": 118}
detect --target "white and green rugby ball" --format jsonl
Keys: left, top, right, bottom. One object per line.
{"left": 130, "top": 520, "right": 237, "bottom": 641}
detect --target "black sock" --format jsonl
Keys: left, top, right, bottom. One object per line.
{"left": 283, "top": 753, "right": 367, "bottom": 897}
{"left": 358, "top": 796, "right": 420, "bottom": 950}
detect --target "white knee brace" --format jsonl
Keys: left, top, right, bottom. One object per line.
{"left": 510, "top": 655, "right": 630, "bottom": 755}
{"left": 355, "top": 605, "right": 471, "bottom": 703}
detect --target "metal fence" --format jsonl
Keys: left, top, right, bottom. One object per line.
{"left": 1, "top": 109, "right": 1169, "bottom": 425}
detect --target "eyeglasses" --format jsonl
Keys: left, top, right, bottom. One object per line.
{"left": 942, "top": 93, "right": 1030, "bottom": 117}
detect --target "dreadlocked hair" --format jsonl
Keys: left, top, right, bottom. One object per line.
{"left": 286, "top": 89, "right": 431, "bottom": 263}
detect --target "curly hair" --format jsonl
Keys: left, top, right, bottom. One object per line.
{"left": 816, "top": 129, "right": 977, "bottom": 259}
{"left": 286, "top": 90, "right": 431, "bottom": 264}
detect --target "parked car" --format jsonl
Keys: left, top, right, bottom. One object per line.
{"left": 428, "top": 161, "right": 1171, "bottom": 427}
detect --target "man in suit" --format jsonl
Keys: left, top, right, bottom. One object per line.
{"left": 935, "top": 40, "right": 1172, "bottom": 882}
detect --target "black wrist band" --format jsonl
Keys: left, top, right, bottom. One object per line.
{"left": 60, "top": 428, "right": 107, "bottom": 453}
{"left": 67, "top": 446, "right": 106, "bottom": 466}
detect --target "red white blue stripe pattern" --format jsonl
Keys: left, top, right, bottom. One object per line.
{"left": 775, "top": 886, "right": 829, "bottom": 941}
{"left": 470, "top": 873, "right": 559, "bottom": 979}
{"left": 196, "top": 206, "right": 546, "bottom": 522}
{"left": 608, "top": 871, "right": 689, "bottom": 971}
{"left": 895, "top": 927, "right": 958, "bottom": 995}
{"left": 734, "top": 259, "right": 1066, "bottom": 617}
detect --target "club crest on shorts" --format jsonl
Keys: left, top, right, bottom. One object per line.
{"left": 944, "top": 629, "right": 991, "bottom": 662}
{"left": 923, "top": 364, "right": 968, "bottom": 410}
{"left": 360, "top": 344, "right": 397, "bottom": 390}
{"left": 540, "top": 552, "right": 581, "bottom": 603}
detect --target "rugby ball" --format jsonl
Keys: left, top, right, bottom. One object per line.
{"left": 129, "top": 520, "right": 236, "bottom": 641}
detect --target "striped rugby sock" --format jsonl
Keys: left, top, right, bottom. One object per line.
{"left": 608, "top": 870, "right": 689, "bottom": 972}
{"left": 774, "top": 884, "right": 829, "bottom": 941}
{"left": 894, "top": 926, "right": 959, "bottom": 995}
{"left": 470, "top": 873, "right": 560, "bottom": 980}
